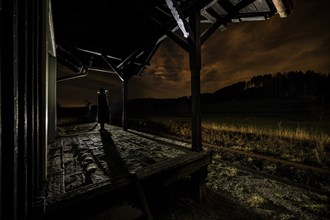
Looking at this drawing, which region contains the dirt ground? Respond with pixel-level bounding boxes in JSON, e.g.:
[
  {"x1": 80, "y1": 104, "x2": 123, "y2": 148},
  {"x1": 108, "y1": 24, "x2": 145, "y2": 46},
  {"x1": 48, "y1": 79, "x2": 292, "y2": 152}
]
[
  {"x1": 147, "y1": 164, "x2": 329, "y2": 220},
  {"x1": 74, "y1": 162, "x2": 328, "y2": 220},
  {"x1": 148, "y1": 179, "x2": 262, "y2": 220}
]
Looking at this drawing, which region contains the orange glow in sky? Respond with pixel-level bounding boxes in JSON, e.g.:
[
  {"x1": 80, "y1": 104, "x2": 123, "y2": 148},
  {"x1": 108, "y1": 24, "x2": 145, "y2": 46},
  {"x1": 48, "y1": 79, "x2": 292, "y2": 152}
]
[{"x1": 57, "y1": 0, "x2": 330, "y2": 107}]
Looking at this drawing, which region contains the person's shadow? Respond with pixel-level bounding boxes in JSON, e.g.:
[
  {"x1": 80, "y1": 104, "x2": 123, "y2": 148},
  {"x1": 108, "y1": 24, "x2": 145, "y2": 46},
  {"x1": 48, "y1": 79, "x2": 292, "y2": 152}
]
[{"x1": 100, "y1": 131, "x2": 130, "y2": 178}]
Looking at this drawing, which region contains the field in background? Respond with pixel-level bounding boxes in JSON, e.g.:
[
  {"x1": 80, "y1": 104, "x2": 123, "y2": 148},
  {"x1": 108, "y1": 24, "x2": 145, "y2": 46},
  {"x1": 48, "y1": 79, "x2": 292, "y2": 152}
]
[
  {"x1": 56, "y1": 97, "x2": 330, "y2": 198},
  {"x1": 57, "y1": 96, "x2": 330, "y2": 168},
  {"x1": 128, "y1": 112, "x2": 330, "y2": 195},
  {"x1": 129, "y1": 114, "x2": 330, "y2": 167}
]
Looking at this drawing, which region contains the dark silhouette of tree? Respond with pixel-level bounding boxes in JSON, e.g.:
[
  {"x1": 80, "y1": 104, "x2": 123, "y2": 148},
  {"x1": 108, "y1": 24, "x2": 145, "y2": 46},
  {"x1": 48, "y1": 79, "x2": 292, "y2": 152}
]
[{"x1": 244, "y1": 70, "x2": 329, "y2": 98}]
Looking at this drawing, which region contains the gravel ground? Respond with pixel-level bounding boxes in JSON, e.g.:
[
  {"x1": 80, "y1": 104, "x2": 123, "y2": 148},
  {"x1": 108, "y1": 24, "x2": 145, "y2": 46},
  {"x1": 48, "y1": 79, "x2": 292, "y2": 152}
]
[{"x1": 206, "y1": 160, "x2": 329, "y2": 220}]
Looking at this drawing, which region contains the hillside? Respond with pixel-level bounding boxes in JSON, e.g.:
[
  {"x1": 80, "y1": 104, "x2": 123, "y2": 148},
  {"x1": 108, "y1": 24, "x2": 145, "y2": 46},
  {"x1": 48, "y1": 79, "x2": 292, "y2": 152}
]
[
  {"x1": 127, "y1": 71, "x2": 329, "y2": 117},
  {"x1": 57, "y1": 71, "x2": 330, "y2": 129}
]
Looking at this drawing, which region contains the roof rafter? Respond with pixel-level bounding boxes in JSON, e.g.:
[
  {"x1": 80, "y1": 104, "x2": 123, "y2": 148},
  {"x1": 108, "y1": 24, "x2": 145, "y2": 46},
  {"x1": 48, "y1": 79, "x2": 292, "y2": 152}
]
[
  {"x1": 53, "y1": 0, "x2": 293, "y2": 81},
  {"x1": 201, "y1": 0, "x2": 258, "y2": 44}
]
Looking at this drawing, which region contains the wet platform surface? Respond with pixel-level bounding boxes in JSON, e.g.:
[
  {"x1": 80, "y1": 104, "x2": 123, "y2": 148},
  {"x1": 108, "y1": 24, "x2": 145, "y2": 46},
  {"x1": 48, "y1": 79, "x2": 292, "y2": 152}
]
[
  {"x1": 45, "y1": 122, "x2": 260, "y2": 220},
  {"x1": 47, "y1": 123, "x2": 190, "y2": 199}
]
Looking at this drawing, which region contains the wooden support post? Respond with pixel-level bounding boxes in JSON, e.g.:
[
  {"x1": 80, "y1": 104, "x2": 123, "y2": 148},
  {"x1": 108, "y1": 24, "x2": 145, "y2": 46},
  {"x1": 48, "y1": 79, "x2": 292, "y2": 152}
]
[
  {"x1": 189, "y1": 9, "x2": 207, "y2": 202},
  {"x1": 164, "y1": 2, "x2": 208, "y2": 202},
  {"x1": 189, "y1": 10, "x2": 202, "y2": 152},
  {"x1": 122, "y1": 79, "x2": 128, "y2": 131},
  {"x1": 48, "y1": 56, "x2": 57, "y2": 143},
  {"x1": 191, "y1": 166, "x2": 207, "y2": 202},
  {"x1": 48, "y1": 1, "x2": 57, "y2": 143},
  {"x1": 131, "y1": 172, "x2": 153, "y2": 220}
]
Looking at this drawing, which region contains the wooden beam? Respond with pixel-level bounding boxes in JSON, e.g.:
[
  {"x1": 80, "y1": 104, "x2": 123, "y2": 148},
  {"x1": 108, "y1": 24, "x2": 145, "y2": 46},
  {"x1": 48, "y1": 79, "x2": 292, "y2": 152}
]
[
  {"x1": 101, "y1": 54, "x2": 124, "y2": 81},
  {"x1": 191, "y1": 166, "x2": 207, "y2": 202},
  {"x1": 217, "y1": 0, "x2": 235, "y2": 14},
  {"x1": 202, "y1": 0, "x2": 257, "y2": 44},
  {"x1": 165, "y1": 29, "x2": 190, "y2": 53},
  {"x1": 107, "y1": 0, "x2": 213, "y2": 75},
  {"x1": 165, "y1": 0, "x2": 194, "y2": 42},
  {"x1": 237, "y1": 0, "x2": 258, "y2": 12},
  {"x1": 189, "y1": 10, "x2": 202, "y2": 152},
  {"x1": 201, "y1": 14, "x2": 226, "y2": 44},
  {"x1": 116, "y1": 49, "x2": 141, "y2": 69},
  {"x1": 122, "y1": 80, "x2": 128, "y2": 131},
  {"x1": 131, "y1": 172, "x2": 153, "y2": 220},
  {"x1": 137, "y1": 151, "x2": 211, "y2": 202},
  {"x1": 136, "y1": 151, "x2": 211, "y2": 179}
]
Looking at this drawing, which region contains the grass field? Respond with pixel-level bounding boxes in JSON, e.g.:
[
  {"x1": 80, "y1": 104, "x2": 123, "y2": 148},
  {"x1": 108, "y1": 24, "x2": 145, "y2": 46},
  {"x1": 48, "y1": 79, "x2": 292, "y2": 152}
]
[
  {"x1": 128, "y1": 113, "x2": 330, "y2": 168},
  {"x1": 57, "y1": 97, "x2": 330, "y2": 168}
]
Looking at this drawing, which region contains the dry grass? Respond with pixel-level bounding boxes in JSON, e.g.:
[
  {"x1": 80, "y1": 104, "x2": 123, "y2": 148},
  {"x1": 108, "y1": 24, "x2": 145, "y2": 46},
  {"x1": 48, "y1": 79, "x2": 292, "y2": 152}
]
[
  {"x1": 202, "y1": 121, "x2": 330, "y2": 166},
  {"x1": 134, "y1": 117, "x2": 330, "y2": 167}
]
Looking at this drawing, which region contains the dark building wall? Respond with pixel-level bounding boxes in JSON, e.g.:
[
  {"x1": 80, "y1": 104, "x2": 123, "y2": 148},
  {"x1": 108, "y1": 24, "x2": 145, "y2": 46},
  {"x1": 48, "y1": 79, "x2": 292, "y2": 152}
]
[{"x1": 1, "y1": 0, "x2": 48, "y2": 219}]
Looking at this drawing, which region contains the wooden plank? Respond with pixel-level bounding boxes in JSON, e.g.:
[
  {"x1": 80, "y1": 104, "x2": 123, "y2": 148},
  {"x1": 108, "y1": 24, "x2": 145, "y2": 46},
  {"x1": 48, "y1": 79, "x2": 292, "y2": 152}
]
[
  {"x1": 45, "y1": 151, "x2": 212, "y2": 216},
  {"x1": 252, "y1": 0, "x2": 271, "y2": 12},
  {"x1": 240, "y1": 1, "x2": 259, "y2": 13},
  {"x1": 136, "y1": 151, "x2": 212, "y2": 179},
  {"x1": 162, "y1": 153, "x2": 211, "y2": 186}
]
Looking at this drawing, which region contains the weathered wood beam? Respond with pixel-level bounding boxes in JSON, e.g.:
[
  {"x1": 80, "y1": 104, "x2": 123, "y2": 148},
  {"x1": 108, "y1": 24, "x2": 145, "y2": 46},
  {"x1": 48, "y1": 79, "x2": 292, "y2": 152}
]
[
  {"x1": 202, "y1": 0, "x2": 257, "y2": 44},
  {"x1": 189, "y1": 10, "x2": 202, "y2": 152},
  {"x1": 165, "y1": 0, "x2": 195, "y2": 42},
  {"x1": 101, "y1": 54, "x2": 124, "y2": 81},
  {"x1": 272, "y1": 0, "x2": 293, "y2": 17},
  {"x1": 136, "y1": 151, "x2": 212, "y2": 179},
  {"x1": 116, "y1": 49, "x2": 141, "y2": 69},
  {"x1": 131, "y1": 172, "x2": 153, "y2": 220},
  {"x1": 236, "y1": 0, "x2": 258, "y2": 12},
  {"x1": 201, "y1": 14, "x2": 226, "y2": 44},
  {"x1": 101, "y1": 54, "x2": 132, "y2": 132},
  {"x1": 104, "y1": 43, "x2": 158, "y2": 132},
  {"x1": 122, "y1": 79, "x2": 128, "y2": 131},
  {"x1": 56, "y1": 73, "x2": 88, "y2": 82},
  {"x1": 165, "y1": 29, "x2": 190, "y2": 53},
  {"x1": 140, "y1": 0, "x2": 212, "y2": 53}
]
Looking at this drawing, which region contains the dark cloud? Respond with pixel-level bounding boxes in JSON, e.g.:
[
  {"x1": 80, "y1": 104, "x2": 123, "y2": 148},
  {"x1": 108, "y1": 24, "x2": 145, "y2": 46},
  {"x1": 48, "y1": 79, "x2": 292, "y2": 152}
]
[{"x1": 57, "y1": 0, "x2": 330, "y2": 106}]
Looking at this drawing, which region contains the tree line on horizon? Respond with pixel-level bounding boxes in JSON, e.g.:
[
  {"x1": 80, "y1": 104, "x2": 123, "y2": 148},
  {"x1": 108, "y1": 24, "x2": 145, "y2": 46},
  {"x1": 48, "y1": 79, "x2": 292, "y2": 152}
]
[
  {"x1": 123, "y1": 70, "x2": 330, "y2": 117},
  {"x1": 209, "y1": 70, "x2": 330, "y2": 101},
  {"x1": 57, "y1": 70, "x2": 330, "y2": 120}
]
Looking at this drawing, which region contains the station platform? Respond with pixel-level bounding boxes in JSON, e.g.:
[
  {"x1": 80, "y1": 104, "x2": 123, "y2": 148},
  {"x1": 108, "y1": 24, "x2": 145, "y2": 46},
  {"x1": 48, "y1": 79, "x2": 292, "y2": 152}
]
[{"x1": 46, "y1": 123, "x2": 212, "y2": 219}]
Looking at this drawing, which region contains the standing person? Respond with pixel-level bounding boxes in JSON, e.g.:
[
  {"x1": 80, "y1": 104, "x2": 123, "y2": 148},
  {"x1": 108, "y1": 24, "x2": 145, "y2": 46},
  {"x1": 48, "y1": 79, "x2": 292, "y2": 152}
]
[
  {"x1": 97, "y1": 88, "x2": 111, "y2": 131},
  {"x1": 86, "y1": 102, "x2": 92, "y2": 122}
]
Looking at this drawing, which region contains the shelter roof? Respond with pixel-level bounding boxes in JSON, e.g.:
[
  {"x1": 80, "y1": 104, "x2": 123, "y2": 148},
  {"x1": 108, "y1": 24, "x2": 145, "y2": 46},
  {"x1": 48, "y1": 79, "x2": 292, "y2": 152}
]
[{"x1": 52, "y1": 0, "x2": 293, "y2": 79}]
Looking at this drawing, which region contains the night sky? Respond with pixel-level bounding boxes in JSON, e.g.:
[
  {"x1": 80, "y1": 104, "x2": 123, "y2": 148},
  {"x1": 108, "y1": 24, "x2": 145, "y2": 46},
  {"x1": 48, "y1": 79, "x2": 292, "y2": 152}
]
[{"x1": 57, "y1": 0, "x2": 330, "y2": 107}]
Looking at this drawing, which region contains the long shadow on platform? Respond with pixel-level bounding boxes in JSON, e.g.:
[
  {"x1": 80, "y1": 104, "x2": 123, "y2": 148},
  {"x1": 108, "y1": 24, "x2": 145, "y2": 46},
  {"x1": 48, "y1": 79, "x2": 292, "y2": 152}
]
[{"x1": 100, "y1": 131, "x2": 130, "y2": 178}]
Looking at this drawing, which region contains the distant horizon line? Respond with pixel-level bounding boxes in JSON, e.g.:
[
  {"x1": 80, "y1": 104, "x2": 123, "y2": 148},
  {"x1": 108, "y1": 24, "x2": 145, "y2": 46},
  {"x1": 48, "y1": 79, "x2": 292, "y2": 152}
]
[{"x1": 57, "y1": 70, "x2": 329, "y2": 108}]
